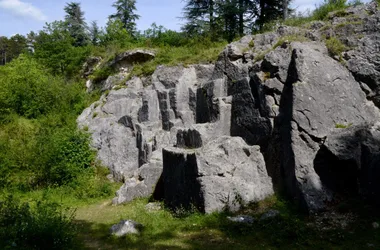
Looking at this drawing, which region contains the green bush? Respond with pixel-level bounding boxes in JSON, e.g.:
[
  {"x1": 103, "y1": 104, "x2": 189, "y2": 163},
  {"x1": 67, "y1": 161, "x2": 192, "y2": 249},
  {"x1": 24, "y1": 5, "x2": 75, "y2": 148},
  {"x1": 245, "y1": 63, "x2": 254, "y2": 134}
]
[
  {"x1": 34, "y1": 21, "x2": 90, "y2": 77},
  {"x1": 0, "y1": 56, "x2": 87, "y2": 119},
  {"x1": 312, "y1": 0, "x2": 347, "y2": 20},
  {"x1": 0, "y1": 196, "x2": 76, "y2": 250},
  {"x1": 35, "y1": 129, "x2": 96, "y2": 186},
  {"x1": 0, "y1": 55, "x2": 103, "y2": 193}
]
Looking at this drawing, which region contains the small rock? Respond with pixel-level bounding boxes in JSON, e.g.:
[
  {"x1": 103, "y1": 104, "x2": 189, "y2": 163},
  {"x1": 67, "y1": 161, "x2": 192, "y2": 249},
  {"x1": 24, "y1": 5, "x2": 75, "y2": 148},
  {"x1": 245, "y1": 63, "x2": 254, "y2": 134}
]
[
  {"x1": 367, "y1": 243, "x2": 375, "y2": 248},
  {"x1": 260, "y1": 209, "x2": 280, "y2": 220},
  {"x1": 372, "y1": 222, "x2": 379, "y2": 229},
  {"x1": 110, "y1": 220, "x2": 143, "y2": 237},
  {"x1": 145, "y1": 202, "x2": 162, "y2": 212},
  {"x1": 227, "y1": 215, "x2": 255, "y2": 224}
]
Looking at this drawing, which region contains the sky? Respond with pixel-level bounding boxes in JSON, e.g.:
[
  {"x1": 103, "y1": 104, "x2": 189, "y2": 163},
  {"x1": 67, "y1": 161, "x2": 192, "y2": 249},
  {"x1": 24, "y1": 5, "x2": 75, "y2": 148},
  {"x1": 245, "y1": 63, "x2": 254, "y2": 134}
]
[{"x1": 0, "y1": 0, "x2": 373, "y2": 37}]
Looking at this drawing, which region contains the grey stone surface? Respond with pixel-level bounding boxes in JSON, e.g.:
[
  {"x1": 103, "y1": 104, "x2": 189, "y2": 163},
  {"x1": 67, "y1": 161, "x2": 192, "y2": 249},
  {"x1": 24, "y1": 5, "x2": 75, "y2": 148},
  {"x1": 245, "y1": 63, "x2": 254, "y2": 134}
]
[
  {"x1": 315, "y1": 123, "x2": 380, "y2": 206},
  {"x1": 227, "y1": 215, "x2": 255, "y2": 224},
  {"x1": 79, "y1": 1, "x2": 380, "y2": 214},
  {"x1": 270, "y1": 42, "x2": 380, "y2": 212},
  {"x1": 82, "y1": 56, "x2": 101, "y2": 78},
  {"x1": 110, "y1": 49, "x2": 155, "y2": 72},
  {"x1": 110, "y1": 220, "x2": 143, "y2": 236},
  {"x1": 162, "y1": 137, "x2": 274, "y2": 213},
  {"x1": 260, "y1": 209, "x2": 280, "y2": 220}
]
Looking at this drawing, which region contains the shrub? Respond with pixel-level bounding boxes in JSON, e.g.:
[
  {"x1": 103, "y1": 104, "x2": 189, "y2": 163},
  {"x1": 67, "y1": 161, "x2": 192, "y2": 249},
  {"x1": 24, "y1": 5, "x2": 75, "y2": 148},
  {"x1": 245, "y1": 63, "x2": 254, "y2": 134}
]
[
  {"x1": 35, "y1": 128, "x2": 96, "y2": 186},
  {"x1": 312, "y1": 0, "x2": 348, "y2": 20},
  {"x1": 0, "y1": 196, "x2": 76, "y2": 250}
]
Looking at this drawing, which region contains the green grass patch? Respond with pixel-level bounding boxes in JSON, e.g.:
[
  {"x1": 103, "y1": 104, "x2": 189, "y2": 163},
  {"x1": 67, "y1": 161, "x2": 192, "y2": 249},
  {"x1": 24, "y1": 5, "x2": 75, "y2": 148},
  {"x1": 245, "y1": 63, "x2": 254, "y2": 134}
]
[
  {"x1": 335, "y1": 20, "x2": 363, "y2": 30},
  {"x1": 129, "y1": 42, "x2": 227, "y2": 77},
  {"x1": 273, "y1": 35, "x2": 311, "y2": 49},
  {"x1": 335, "y1": 123, "x2": 353, "y2": 128},
  {"x1": 71, "y1": 195, "x2": 380, "y2": 250},
  {"x1": 312, "y1": 0, "x2": 348, "y2": 21},
  {"x1": 88, "y1": 41, "x2": 227, "y2": 84},
  {"x1": 325, "y1": 37, "x2": 349, "y2": 58}
]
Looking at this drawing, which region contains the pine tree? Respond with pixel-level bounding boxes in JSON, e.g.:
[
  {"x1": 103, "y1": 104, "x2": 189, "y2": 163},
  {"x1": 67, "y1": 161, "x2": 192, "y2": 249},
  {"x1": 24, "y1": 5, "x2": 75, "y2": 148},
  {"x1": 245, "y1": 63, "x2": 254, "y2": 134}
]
[
  {"x1": 255, "y1": 0, "x2": 289, "y2": 29},
  {"x1": 89, "y1": 21, "x2": 101, "y2": 45},
  {"x1": 109, "y1": 0, "x2": 140, "y2": 35},
  {"x1": 182, "y1": 0, "x2": 218, "y2": 38},
  {"x1": 64, "y1": 2, "x2": 89, "y2": 46},
  {"x1": 182, "y1": 0, "x2": 291, "y2": 39}
]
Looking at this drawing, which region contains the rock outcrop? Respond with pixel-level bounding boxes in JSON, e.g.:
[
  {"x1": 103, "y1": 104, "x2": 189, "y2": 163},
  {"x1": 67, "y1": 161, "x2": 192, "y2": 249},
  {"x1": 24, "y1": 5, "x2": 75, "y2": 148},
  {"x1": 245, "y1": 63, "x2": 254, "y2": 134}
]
[
  {"x1": 78, "y1": 1, "x2": 380, "y2": 213},
  {"x1": 162, "y1": 137, "x2": 273, "y2": 213}
]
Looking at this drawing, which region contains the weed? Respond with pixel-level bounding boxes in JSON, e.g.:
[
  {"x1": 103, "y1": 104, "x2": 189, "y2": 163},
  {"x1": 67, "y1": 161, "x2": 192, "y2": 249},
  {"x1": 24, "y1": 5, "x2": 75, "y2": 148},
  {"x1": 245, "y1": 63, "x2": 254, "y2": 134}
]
[
  {"x1": 249, "y1": 39, "x2": 255, "y2": 48},
  {"x1": 326, "y1": 37, "x2": 348, "y2": 58},
  {"x1": 335, "y1": 21, "x2": 363, "y2": 30},
  {"x1": 335, "y1": 123, "x2": 353, "y2": 128},
  {"x1": 312, "y1": 0, "x2": 347, "y2": 21},
  {"x1": 263, "y1": 72, "x2": 271, "y2": 80},
  {"x1": 273, "y1": 35, "x2": 310, "y2": 49},
  {"x1": 92, "y1": 112, "x2": 98, "y2": 118},
  {"x1": 254, "y1": 49, "x2": 272, "y2": 62}
]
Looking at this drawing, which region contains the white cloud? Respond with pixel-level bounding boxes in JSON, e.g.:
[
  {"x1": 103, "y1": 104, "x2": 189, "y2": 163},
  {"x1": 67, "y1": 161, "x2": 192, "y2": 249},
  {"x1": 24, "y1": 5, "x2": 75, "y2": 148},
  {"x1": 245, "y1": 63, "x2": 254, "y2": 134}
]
[{"x1": 0, "y1": 0, "x2": 47, "y2": 21}]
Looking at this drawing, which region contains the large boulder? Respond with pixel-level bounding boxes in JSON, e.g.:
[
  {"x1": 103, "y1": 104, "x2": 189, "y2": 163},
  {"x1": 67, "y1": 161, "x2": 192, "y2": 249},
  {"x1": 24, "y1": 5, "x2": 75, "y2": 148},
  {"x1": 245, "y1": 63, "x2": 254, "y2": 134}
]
[
  {"x1": 268, "y1": 42, "x2": 379, "y2": 212},
  {"x1": 78, "y1": 1, "x2": 380, "y2": 214},
  {"x1": 82, "y1": 56, "x2": 102, "y2": 78},
  {"x1": 109, "y1": 49, "x2": 155, "y2": 72},
  {"x1": 78, "y1": 64, "x2": 216, "y2": 202},
  {"x1": 315, "y1": 123, "x2": 380, "y2": 206},
  {"x1": 162, "y1": 137, "x2": 274, "y2": 213}
]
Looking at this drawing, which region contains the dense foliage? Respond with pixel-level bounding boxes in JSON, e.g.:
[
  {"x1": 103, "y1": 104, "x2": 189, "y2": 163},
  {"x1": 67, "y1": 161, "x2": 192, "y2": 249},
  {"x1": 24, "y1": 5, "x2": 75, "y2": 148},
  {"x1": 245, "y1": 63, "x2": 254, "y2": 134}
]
[
  {"x1": 0, "y1": 55, "x2": 110, "y2": 192},
  {"x1": 0, "y1": 196, "x2": 77, "y2": 250},
  {"x1": 182, "y1": 0, "x2": 291, "y2": 41}
]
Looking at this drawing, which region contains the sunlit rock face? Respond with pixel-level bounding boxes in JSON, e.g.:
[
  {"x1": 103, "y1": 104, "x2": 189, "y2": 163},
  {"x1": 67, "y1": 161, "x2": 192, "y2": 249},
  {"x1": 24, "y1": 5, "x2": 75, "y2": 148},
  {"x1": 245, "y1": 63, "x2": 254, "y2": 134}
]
[{"x1": 78, "y1": 1, "x2": 380, "y2": 213}]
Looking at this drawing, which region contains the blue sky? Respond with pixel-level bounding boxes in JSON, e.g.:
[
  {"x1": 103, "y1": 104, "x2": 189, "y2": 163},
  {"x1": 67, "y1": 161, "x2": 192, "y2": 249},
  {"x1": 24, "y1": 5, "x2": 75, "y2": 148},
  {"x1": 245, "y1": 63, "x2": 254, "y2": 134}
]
[{"x1": 0, "y1": 0, "x2": 372, "y2": 37}]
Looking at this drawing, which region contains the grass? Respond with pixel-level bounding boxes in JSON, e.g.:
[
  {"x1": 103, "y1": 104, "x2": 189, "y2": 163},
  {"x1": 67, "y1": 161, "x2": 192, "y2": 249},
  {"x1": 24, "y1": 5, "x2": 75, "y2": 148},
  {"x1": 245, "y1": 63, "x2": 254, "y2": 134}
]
[
  {"x1": 88, "y1": 41, "x2": 227, "y2": 84},
  {"x1": 325, "y1": 37, "x2": 349, "y2": 58},
  {"x1": 262, "y1": 0, "x2": 361, "y2": 31},
  {"x1": 334, "y1": 20, "x2": 363, "y2": 29},
  {"x1": 129, "y1": 43, "x2": 227, "y2": 77},
  {"x1": 273, "y1": 35, "x2": 311, "y2": 49},
  {"x1": 71, "y1": 195, "x2": 380, "y2": 250},
  {"x1": 335, "y1": 123, "x2": 353, "y2": 128}
]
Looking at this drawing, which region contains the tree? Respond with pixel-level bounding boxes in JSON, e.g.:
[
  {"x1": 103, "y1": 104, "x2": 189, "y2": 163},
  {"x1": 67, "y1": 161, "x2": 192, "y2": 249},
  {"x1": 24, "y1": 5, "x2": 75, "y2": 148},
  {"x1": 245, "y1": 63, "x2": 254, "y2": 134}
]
[
  {"x1": 64, "y1": 2, "x2": 89, "y2": 46},
  {"x1": 182, "y1": 0, "x2": 218, "y2": 38},
  {"x1": 89, "y1": 21, "x2": 101, "y2": 45},
  {"x1": 0, "y1": 37, "x2": 8, "y2": 65},
  {"x1": 100, "y1": 19, "x2": 132, "y2": 47},
  {"x1": 219, "y1": 0, "x2": 239, "y2": 41},
  {"x1": 109, "y1": 0, "x2": 140, "y2": 35},
  {"x1": 182, "y1": 0, "x2": 291, "y2": 39},
  {"x1": 0, "y1": 35, "x2": 27, "y2": 65},
  {"x1": 255, "y1": 0, "x2": 289, "y2": 29},
  {"x1": 34, "y1": 21, "x2": 89, "y2": 76}
]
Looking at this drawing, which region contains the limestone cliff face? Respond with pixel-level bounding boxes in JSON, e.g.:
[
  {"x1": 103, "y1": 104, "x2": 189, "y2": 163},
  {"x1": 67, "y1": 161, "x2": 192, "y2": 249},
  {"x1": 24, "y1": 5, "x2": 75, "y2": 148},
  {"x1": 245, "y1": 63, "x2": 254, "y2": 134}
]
[{"x1": 78, "y1": 1, "x2": 380, "y2": 213}]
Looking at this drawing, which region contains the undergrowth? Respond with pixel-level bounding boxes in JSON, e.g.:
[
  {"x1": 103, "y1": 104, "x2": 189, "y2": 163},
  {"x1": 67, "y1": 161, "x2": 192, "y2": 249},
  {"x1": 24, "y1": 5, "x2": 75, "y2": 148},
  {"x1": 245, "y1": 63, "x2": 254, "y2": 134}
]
[
  {"x1": 0, "y1": 196, "x2": 77, "y2": 250},
  {"x1": 262, "y1": 0, "x2": 363, "y2": 32},
  {"x1": 73, "y1": 195, "x2": 380, "y2": 250}
]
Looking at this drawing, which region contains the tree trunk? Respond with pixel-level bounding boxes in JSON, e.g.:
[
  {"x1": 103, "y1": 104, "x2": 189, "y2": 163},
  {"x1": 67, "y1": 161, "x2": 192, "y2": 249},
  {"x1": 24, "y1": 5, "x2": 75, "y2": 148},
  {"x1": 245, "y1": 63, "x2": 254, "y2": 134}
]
[
  {"x1": 259, "y1": 0, "x2": 265, "y2": 29},
  {"x1": 238, "y1": 0, "x2": 244, "y2": 36},
  {"x1": 283, "y1": 0, "x2": 288, "y2": 20},
  {"x1": 209, "y1": 0, "x2": 215, "y2": 36}
]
